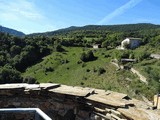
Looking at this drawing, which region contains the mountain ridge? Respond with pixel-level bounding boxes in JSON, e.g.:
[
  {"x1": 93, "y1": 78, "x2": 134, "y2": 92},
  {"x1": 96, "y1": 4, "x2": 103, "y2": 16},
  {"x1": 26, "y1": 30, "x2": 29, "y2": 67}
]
[
  {"x1": 28, "y1": 23, "x2": 160, "y2": 36},
  {"x1": 1, "y1": 23, "x2": 160, "y2": 37},
  {"x1": 0, "y1": 25, "x2": 25, "y2": 37}
]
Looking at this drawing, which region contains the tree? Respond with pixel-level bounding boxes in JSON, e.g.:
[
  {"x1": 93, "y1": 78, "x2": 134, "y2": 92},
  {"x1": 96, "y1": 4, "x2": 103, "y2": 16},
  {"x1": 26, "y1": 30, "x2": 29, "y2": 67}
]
[
  {"x1": 0, "y1": 66, "x2": 22, "y2": 84},
  {"x1": 86, "y1": 50, "x2": 95, "y2": 61},
  {"x1": 80, "y1": 52, "x2": 87, "y2": 62},
  {"x1": 102, "y1": 40, "x2": 109, "y2": 48},
  {"x1": 80, "y1": 50, "x2": 96, "y2": 62},
  {"x1": 10, "y1": 45, "x2": 21, "y2": 57},
  {"x1": 55, "y1": 45, "x2": 65, "y2": 52}
]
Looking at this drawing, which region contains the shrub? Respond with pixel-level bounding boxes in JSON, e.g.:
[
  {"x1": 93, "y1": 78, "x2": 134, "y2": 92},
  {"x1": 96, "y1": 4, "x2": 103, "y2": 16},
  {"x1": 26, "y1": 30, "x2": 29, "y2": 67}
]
[
  {"x1": 61, "y1": 59, "x2": 69, "y2": 64},
  {"x1": 82, "y1": 76, "x2": 87, "y2": 80},
  {"x1": 45, "y1": 67, "x2": 54, "y2": 72},
  {"x1": 55, "y1": 45, "x2": 65, "y2": 52},
  {"x1": 104, "y1": 54, "x2": 110, "y2": 58},
  {"x1": 93, "y1": 67, "x2": 97, "y2": 72},
  {"x1": 80, "y1": 82, "x2": 84, "y2": 85},
  {"x1": 67, "y1": 67, "x2": 70, "y2": 70},
  {"x1": 87, "y1": 50, "x2": 95, "y2": 61},
  {"x1": 80, "y1": 50, "x2": 96, "y2": 62},
  {"x1": 82, "y1": 63, "x2": 86, "y2": 67},
  {"x1": 134, "y1": 51, "x2": 150, "y2": 62},
  {"x1": 0, "y1": 66, "x2": 22, "y2": 84},
  {"x1": 23, "y1": 76, "x2": 38, "y2": 84},
  {"x1": 86, "y1": 69, "x2": 90, "y2": 72},
  {"x1": 98, "y1": 67, "x2": 106, "y2": 75},
  {"x1": 80, "y1": 52, "x2": 87, "y2": 62},
  {"x1": 77, "y1": 60, "x2": 82, "y2": 64}
]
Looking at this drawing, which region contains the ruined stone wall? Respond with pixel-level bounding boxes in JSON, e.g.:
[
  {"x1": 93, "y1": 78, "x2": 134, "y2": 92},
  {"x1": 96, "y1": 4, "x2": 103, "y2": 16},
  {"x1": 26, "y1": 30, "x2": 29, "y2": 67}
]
[{"x1": 0, "y1": 83, "x2": 160, "y2": 120}]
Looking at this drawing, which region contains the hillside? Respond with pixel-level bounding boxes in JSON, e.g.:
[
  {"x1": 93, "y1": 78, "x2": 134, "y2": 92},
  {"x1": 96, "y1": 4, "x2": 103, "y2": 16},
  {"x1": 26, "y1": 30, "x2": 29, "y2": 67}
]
[
  {"x1": 29, "y1": 23, "x2": 160, "y2": 36},
  {"x1": 23, "y1": 47, "x2": 140, "y2": 98},
  {"x1": 0, "y1": 25, "x2": 25, "y2": 37},
  {"x1": 22, "y1": 46, "x2": 160, "y2": 100},
  {"x1": 0, "y1": 23, "x2": 160, "y2": 100}
]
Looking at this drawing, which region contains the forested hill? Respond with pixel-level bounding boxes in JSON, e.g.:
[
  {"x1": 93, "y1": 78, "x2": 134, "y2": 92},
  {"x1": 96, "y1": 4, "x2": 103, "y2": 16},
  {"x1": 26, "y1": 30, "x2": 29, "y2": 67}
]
[
  {"x1": 0, "y1": 26, "x2": 25, "y2": 37},
  {"x1": 29, "y1": 23, "x2": 160, "y2": 36},
  {"x1": 0, "y1": 23, "x2": 160, "y2": 99}
]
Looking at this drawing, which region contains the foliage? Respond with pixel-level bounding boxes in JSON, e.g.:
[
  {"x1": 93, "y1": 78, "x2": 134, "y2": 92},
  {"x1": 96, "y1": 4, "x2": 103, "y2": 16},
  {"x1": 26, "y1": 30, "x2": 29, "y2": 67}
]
[
  {"x1": 134, "y1": 51, "x2": 150, "y2": 62},
  {"x1": 23, "y1": 76, "x2": 38, "y2": 84},
  {"x1": 80, "y1": 50, "x2": 96, "y2": 62},
  {"x1": 45, "y1": 67, "x2": 54, "y2": 72},
  {"x1": 1, "y1": 23, "x2": 160, "y2": 100},
  {"x1": 98, "y1": 67, "x2": 106, "y2": 75},
  {"x1": 0, "y1": 66, "x2": 22, "y2": 84},
  {"x1": 55, "y1": 44, "x2": 65, "y2": 52}
]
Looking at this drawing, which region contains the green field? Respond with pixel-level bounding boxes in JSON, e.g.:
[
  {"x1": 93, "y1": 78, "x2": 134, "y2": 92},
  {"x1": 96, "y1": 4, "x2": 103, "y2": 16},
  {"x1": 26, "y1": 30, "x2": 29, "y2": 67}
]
[
  {"x1": 1, "y1": 23, "x2": 160, "y2": 100},
  {"x1": 23, "y1": 47, "x2": 150, "y2": 99}
]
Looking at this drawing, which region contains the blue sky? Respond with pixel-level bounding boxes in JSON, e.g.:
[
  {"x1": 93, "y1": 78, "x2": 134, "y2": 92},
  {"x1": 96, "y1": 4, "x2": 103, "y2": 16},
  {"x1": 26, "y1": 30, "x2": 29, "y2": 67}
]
[{"x1": 0, "y1": 0, "x2": 160, "y2": 34}]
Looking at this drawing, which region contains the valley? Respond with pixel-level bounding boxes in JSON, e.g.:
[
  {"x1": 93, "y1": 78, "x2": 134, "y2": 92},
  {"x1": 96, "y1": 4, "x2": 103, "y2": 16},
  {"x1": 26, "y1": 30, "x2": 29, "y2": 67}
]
[{"x1": 0, "y1": 23, "x2": 160, "y2": 100}]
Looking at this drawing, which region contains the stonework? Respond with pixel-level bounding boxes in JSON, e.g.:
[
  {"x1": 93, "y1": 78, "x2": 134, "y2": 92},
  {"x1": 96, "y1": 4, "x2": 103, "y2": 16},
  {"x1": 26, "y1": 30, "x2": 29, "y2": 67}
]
[{"x1": 0, "y1": 83, "x2": 160, "y2": 120}]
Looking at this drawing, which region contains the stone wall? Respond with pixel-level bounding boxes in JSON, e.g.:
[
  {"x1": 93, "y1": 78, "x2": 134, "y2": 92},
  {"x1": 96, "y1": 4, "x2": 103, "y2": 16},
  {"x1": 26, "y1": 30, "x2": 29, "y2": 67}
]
[{"x1": 0, "y1": 83, "x2": 160, "y2": 120}]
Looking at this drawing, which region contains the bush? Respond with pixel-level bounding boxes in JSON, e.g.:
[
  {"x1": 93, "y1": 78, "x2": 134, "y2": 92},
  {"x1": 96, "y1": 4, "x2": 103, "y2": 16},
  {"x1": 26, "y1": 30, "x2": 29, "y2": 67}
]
[
  {"x1": 98, "y1": 67, "x2": 106, "y2": 75},
  {"x1": 67, "y1": 67, "x2": 70, "y2": 70},
  {"x1": 0, "y1": 66, "x2": 22, "y2": 84},
  {"x1": 86, "y1": 69, "x2": 90, "y2": 72},
  {"x1": 82, "y1": 76, "x2": 87, "y2": 80},
  {"x1": 82, "y1": 63, "x2": 86, "y2": 68},
  {"x1": 45, "y1": 67, "x2": 54, "y2": 72},
  {"x1": 80, "y1": 82, "x2": 84, "y2": 85},
  {"x1": 80, "y1": 50, "x2": 96, "y2": 62},
  {"x1": 80, "y1": 52, "x2": 87, "y2": 62},
  {"x1": 93, "y1": 67, "x2": 97, "y2": 72},
  {"x1": 23, "y1": 76, "x2": 38, "y2": 84},
  {"x1": 77, "y1": 60, "x2": 82, "y2": 64},
  {"x1": 134, "y1": 51, "x2": 150, "y2": 62},
  {"x1": 55, "y1": 45, "x2": 65, "y2": 52},
  {"x1": 61, "y1": 59, "x2": 69, "y2": 64}
]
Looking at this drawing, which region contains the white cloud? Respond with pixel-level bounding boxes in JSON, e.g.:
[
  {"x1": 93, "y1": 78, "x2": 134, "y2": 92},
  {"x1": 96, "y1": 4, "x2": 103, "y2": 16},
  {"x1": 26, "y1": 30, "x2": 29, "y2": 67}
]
[
  {"x1": 97, "y1": 0, "x2": 143, "y2": 24},
  {"x1": 0, "y1": 0, "x2": 44, "y2": 21},
  {"x1": 0, "y1": 0, "x2": 53, "y2": 34}
]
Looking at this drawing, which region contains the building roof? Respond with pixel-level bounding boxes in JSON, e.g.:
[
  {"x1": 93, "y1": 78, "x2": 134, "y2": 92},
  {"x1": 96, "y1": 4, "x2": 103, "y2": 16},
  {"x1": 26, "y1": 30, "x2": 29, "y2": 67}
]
[
  {"x1": 121, "y1": 59, "x2": 136, "y2": 62},
  {"x1": 126, "y1": 37, "x2": 141, "y2": 40}
]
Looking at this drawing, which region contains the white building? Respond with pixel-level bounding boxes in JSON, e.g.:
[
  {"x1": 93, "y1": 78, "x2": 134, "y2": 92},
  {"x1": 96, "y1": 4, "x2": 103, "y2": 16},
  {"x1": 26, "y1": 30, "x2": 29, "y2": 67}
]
[
  {"x1": 121, "y1": 38, "x2": 141, "y2": 49},
  {"x1": 93, "y1": 44, "x2": 101, "y2": 49},
  {"x1": 150, "y1": 54, "x2": 160, "y2": 59}
]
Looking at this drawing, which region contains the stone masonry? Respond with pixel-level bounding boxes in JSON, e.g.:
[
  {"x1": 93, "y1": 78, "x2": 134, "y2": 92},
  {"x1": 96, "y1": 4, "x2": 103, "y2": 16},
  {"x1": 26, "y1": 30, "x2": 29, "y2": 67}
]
[{"x1": 0, "y1": 83, "x2": 160, "y2": 120}]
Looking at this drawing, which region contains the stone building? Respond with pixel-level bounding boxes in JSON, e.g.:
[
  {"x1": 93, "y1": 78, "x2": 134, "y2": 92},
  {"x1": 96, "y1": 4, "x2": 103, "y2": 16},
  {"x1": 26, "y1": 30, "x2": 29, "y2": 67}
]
[
  {"x1": 150, "y1": 54, "x2": 160, "y2": 59},
  {"x1": 93, "y1": 44, "x2": 101, "y2": 49},
  {"x1": 0, "y1": 83, "x2": 160, "y2": 120},
  {"x1": 121, "y1": 38, "x2": 141, "y2": 49}
]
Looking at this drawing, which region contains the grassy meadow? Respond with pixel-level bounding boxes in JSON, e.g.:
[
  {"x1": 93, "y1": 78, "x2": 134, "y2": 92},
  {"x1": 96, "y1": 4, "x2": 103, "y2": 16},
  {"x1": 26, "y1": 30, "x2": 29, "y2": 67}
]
[{"x1": 23, "y1": 47, "x2": 149, "y2": 99}]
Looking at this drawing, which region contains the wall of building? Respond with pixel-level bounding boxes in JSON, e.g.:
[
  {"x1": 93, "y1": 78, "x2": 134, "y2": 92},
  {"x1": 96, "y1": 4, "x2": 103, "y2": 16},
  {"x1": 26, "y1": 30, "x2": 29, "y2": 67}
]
[
  {"x1": 0, "y1": 83, "x2": 159, "y2": 120},
  {"x1": 121, "y1": 38, "x2": 141, "y2": 49}
]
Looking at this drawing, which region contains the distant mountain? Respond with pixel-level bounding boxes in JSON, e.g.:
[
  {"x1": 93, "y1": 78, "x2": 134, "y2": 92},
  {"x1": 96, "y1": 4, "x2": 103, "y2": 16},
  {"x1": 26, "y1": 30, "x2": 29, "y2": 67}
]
[
  {"x1": 0, "y1": 26, "x2": 25, "y2": 37},
  {"x1": 29, "y1": 23, "x2": 160, "y2": 36}
]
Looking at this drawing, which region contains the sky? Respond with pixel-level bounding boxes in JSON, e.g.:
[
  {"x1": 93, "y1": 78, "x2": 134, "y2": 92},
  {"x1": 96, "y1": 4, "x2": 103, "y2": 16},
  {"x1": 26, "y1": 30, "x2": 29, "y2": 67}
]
[{"x1": 0, "y1": 0, "x2": 160, "y2": 34}]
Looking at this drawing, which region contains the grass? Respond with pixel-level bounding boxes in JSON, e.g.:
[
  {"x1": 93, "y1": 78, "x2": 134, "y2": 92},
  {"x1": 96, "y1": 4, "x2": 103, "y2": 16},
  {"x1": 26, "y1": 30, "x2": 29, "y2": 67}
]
[{"x1": 22, "y1": 46, "x2": 159, "y2": 99}]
